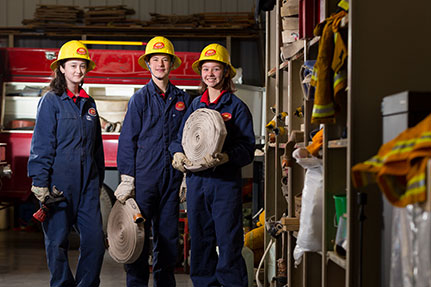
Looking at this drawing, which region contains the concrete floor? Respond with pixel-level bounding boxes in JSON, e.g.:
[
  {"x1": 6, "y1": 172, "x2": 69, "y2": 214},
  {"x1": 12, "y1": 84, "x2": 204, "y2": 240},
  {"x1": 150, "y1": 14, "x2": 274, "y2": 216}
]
[{"x1": 0, "y1": 229, "x2": 193, "y2": 287}]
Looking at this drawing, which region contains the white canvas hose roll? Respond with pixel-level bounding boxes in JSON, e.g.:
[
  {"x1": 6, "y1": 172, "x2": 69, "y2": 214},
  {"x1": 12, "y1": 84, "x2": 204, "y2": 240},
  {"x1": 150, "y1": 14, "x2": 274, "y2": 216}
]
[
  {"x1": 107, "y1": 198, "x2": 145, "y2": 264},
  {"x1": 182, "y1": 108, "x2": 227, "y2": 172}
]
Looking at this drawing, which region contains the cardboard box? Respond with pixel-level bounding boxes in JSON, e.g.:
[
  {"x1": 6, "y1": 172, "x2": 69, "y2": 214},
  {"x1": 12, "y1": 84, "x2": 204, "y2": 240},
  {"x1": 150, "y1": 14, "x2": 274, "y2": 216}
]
[
  {"x1": 280, "y1": 40, "x2": 304, "y2": 60},
  {"x1": 281, "y1": 0, "x2": 299, "y2": 17},
  {"x1": 282, "y1": 16, "x2": 299, "y2": 30},
  {"x1": 282, "y1": 29, "x2": 299, "y2": 44}
]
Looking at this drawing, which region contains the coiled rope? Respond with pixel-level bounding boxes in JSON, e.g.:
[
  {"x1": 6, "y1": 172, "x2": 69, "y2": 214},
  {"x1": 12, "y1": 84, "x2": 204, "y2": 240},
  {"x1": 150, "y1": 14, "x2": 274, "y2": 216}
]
[
  {"x1": 107, "y1": 198, "x2": 145, "y2": 264},
  {"x1": 182, "y1": 108, "x2": 227, "y2": 171}
]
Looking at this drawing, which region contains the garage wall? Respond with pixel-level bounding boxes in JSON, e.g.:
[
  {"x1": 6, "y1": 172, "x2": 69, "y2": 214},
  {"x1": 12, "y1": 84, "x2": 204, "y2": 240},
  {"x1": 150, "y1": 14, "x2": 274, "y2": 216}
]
[
  {"x1": 0, "y1": 0, "x2": 263, "y2": 85},
  {"x1": 0, "y1": 0, "x2": 255, "y2": 26}
]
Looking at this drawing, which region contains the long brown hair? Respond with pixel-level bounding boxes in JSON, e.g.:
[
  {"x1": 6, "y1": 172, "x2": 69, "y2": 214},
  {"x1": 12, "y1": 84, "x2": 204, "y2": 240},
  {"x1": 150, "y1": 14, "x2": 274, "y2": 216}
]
[
  {"x1": 49, "y1": 60, "x2": 86, "y2": 95},
  {"x1": 198, "y1": 61, "x2": 236, "y2": 94}
]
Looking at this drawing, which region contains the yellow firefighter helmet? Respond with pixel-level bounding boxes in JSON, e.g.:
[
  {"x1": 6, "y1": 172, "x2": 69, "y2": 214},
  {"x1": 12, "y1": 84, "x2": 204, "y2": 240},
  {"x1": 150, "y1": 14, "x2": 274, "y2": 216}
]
[
  {"x1": 138, "y1": 36, "x2": 182, "y2": 70},
  {"x1": 50, "y1": 40, "x2": 95, "y2": 72},
  {"x1": 192, "y1": 43, "x2": 236, "y2": 78}
]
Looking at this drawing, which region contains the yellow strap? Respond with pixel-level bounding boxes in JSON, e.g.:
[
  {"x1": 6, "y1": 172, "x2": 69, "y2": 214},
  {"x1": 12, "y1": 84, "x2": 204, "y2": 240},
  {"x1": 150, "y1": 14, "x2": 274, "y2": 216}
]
[
  {"x1": 333, "y1": 71, "x2": 346, "y2": 89},
  {"x1": 382, "y1": 132, "x2": 431, "y2": 160},
  {"x1": 406, "y1": 173, "x2": 426, "y2": 195},
  {"x1": 80, "y1": 40, "x2": 146, "y2": 46},
  {"x1": 312, "y1": 103, "x2": 335, "y2": 118}
]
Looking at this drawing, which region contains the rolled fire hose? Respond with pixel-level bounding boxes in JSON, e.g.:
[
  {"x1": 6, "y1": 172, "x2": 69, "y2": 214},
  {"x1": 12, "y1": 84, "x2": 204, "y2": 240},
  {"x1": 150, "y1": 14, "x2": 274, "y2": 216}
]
[
  {"x1": 107, "y1": 198, "x2": 145, "y2": 264},
  {"x1": 182, "y1": 108, "x2": 227, "y2": 172}
]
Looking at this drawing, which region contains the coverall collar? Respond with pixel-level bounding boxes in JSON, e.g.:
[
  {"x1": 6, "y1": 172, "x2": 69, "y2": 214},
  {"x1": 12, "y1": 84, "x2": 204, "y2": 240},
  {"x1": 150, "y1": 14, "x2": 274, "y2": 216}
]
[
  {"x1": 66, "y1": 88, "x2": 89, "y2": 102},
  {"x1": 148, "y1": 79, "x2": 173, "y2": 98},
  {"x1": 200, "y1": 89, "x2": 227, "y2": 106}
]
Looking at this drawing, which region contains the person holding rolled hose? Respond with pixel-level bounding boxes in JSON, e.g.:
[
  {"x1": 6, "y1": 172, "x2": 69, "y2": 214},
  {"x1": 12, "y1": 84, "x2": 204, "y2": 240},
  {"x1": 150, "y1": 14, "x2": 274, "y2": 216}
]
[
  {"x1": 28, "y1": 40, "x2": 105, "y2": 287},
  {"x1": 115, "y1": 36, "x2": 191, "y2": 287},
  {"x1": 169, "y1": 43, "x2": 255, "y2": 287}
]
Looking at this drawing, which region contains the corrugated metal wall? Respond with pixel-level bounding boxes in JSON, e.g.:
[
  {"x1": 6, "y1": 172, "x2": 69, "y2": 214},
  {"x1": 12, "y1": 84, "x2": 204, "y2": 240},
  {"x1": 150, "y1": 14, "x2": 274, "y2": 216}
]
[
  {"x1": 0, "y1": 0, "x2": 263, "y2": 85},
  {"x1": 0, "y1": 0, "x2": 255, "y2": 26}
]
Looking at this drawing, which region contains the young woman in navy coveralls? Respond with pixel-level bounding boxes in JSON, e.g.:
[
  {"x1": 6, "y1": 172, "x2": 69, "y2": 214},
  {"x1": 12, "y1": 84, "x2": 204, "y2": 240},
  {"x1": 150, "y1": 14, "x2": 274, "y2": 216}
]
[
  {"x1": 170, "y1": 43, "x2": 255, "y2": 287},
  {"x1": 114, "y1": 36, "x2": 191, "y2": 287},
  {"x1": 28, "y1": 40, "x2": 105, "y2": 287}
]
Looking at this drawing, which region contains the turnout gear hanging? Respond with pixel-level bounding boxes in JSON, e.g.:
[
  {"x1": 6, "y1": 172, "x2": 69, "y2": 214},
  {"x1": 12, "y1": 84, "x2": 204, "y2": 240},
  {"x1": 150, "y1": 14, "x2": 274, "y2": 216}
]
[
  {"x1": 310, "y1": 10, "x2": 348, "y2": 124},
  {"x1": 352, "y1": 113, "x2": 431, "y2": 207}
]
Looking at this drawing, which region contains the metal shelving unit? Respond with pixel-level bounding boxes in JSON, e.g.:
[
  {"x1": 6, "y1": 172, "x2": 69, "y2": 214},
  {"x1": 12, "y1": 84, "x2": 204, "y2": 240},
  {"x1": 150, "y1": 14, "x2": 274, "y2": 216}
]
[{"x1": 264, "y1": 0, "x2": 431, "y2": 286}]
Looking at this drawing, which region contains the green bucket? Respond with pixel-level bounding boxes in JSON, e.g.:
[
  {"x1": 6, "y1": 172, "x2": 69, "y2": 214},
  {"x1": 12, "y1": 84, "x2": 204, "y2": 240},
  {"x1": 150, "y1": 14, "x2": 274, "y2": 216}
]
[{"x1": 333, "y1": 194, "x2": 347, "y2": 225}]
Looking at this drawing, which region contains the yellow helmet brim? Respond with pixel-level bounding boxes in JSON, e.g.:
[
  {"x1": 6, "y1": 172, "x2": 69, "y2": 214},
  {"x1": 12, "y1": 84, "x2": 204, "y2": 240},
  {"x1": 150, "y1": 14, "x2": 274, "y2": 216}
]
[
  {"x1": 138, "y1": 53, "x2": 182, "y2": 71},
  {"x1": 192, "y1": 59, "x2": 236, "y2": 78},
  {"x1": 50, "y1": 58, "x2": 96, "y2": 72}
]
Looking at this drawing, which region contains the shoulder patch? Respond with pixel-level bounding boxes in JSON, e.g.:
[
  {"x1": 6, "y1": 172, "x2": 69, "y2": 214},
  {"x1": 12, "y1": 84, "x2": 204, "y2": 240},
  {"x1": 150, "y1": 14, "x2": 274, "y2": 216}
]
[
  {"x1": 88, "y1": 107, "x2": 97, "y2": 117},
  {"x1": 175, "y1": 101, "x2": 185, "y2": 111},
  {"x1": 221, "y1": 112, "x2": 232, "y2": 121}
]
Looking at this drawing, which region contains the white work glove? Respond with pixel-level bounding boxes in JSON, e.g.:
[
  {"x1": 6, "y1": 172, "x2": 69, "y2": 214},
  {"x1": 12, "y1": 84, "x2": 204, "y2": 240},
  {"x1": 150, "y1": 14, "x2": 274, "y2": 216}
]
[
  {"x1": 172, "y1": 152, "x2": 192, "y2": 173},
  {"x1": 114, "y1": 174, "x2": 135, "y2": 204},
  {"x1": 31, "y1": 185, "x2": 49, "y2": 203},
  {"x1": 201, "y1": 152, "x2": 229, "y2": 169}
]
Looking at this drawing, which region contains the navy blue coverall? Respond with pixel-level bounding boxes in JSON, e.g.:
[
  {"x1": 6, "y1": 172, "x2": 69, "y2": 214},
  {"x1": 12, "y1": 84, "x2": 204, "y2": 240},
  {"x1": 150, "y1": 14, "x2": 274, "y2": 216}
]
[
  {"x1": 169, "y1": 90, "x2": 255, "y2": 287},
  {"x1": 117, "y1": 80, "x2": 191, "y2": 287},
  {"x1": 28, "y1": 90, "x2": 105, "y2": 287}
]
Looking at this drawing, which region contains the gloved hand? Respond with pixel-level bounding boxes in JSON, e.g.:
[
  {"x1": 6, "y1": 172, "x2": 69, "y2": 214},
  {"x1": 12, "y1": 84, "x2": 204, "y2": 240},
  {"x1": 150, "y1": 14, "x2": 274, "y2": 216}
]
[
  {"x1": 202, "y1": 152, "x2": 229, "y2": 169},
  {"x1": 51, "y1": 185, "x2": 63, "y2": 197},
  {"x1": 172, "y1": 152, "x2": 192, "y2": 173},
  {"x1": 114, "y1": 174, "x2": 135, "y2": 204},
  {"x1": 31, "y1": 185, "x2": 49, "y2": 203}
]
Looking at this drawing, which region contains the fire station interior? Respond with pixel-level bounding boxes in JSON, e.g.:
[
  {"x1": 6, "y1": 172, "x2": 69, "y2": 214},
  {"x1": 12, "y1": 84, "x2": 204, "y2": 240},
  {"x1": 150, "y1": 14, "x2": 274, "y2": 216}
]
[{"x1": 0, "y1": 0, "x2": 431, "y2": 287}]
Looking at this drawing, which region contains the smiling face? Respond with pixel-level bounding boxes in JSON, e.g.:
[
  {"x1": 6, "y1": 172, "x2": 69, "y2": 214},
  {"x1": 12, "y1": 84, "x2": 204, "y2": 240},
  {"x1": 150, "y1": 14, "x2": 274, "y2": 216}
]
[
  {"x1": 60, "y1": 59, "x2": 88, "y2": 87},
  {"x1": 201, "y1": 61, "x2": 226, "y2": 90},
  {"x1": 148, "y1": 53, "x2": 172, "y2": 80}
]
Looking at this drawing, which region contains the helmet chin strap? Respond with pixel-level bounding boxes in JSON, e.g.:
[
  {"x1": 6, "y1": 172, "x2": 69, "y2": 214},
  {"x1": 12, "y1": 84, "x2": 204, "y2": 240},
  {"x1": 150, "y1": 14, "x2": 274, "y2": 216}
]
[{"x1": 146, "y1": 61, "x2": 164, "y2": 81}]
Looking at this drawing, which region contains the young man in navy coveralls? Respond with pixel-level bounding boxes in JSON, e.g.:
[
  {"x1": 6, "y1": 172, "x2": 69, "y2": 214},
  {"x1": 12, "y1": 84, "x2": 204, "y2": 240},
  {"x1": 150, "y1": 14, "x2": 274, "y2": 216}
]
[{"x1": 115, "y1": 36, "x2": 191, "y2": 287}]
